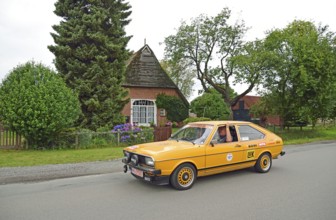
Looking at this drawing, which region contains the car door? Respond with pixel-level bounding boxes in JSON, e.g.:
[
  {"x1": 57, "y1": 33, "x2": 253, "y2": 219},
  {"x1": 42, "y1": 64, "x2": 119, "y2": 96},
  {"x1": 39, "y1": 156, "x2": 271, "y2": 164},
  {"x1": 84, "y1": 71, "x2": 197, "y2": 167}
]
[
  {"x1": 236, "y1": 124, "x2": 266, "y2": 162},
  {"x1": 205, "y1": 124, "x2": 243, "y2": 173}
]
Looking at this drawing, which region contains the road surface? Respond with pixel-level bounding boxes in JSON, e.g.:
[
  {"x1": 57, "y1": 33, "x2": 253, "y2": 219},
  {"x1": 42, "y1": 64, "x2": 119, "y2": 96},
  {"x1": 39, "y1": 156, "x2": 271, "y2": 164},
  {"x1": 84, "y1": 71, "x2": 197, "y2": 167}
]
[{"x1": 1, "y1": 141, "x2": 336, "y2": 220}]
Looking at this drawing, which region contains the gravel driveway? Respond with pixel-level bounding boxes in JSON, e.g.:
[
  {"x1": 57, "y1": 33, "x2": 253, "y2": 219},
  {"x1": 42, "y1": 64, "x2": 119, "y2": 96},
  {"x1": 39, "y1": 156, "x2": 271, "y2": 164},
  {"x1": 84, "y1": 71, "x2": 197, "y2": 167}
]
[{"x1": 0, "y1": 159, "x2": 122, "y2": 185}]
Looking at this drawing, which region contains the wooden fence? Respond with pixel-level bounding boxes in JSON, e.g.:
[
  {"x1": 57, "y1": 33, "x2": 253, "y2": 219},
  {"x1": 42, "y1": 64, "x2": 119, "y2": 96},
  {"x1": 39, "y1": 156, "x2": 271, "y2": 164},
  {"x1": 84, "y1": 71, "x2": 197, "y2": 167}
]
[
  {"x1": 154, "y1": 126, "x2": 172, "y2": 142},
  {"x1": 0, "y1": 124, "x2": 172, "y2": 149},
  {"x1": 0, "y1": 125, "x2": 23, "y2": 149}
]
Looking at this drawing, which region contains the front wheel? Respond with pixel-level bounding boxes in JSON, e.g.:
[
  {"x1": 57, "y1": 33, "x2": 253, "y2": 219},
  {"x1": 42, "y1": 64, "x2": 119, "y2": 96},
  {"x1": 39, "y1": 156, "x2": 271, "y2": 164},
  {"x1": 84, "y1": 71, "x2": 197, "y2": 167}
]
[
  {"x1": 255, "y1": 153, "x2": 272, "y2": 173},
  {"x1": 170, "y1": 163, "x2": 196, "y2": 190}
]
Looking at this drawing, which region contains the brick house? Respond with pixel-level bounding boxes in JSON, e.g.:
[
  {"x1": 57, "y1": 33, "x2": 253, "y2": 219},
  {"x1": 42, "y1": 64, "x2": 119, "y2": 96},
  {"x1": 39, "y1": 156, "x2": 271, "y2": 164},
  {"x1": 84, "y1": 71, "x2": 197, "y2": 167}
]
[
  {"x1": 232, "y1": 95, "x2": 280, "y2": 126},
  {"x1": 121, "y1": 44, "x2": 188, "y2": 126}
]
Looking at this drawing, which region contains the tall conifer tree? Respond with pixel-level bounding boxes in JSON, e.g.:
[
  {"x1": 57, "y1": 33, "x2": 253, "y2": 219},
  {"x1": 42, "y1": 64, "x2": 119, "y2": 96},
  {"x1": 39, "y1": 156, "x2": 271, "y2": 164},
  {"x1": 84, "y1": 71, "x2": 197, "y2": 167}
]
[{"x1": 49, "y1": 0, "x2": 132, "y2": 130}]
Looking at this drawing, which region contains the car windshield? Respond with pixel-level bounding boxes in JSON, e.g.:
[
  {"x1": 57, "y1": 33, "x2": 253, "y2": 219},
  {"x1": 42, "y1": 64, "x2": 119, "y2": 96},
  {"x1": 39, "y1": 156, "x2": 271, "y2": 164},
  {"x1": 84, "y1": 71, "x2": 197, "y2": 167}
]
[{"x1": 169, "y1": 124, "x2": 214, "y2": 144}]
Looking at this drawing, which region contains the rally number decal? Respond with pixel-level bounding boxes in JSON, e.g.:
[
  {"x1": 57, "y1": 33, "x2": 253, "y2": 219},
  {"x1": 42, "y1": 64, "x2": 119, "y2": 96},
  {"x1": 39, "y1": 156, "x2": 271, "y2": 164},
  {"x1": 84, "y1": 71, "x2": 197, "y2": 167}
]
[{"x1": 247, "y1": 150, "x2": 255, "y2": 159}]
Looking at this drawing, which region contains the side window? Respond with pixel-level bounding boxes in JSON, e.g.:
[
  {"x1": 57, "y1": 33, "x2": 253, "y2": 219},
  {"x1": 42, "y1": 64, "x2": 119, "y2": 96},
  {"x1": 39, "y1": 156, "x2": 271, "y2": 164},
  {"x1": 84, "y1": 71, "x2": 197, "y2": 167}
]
[
  {"x1": 238, "y1": 125, "x2": 265, "y2": 141},
  {"x1": 211, "y1": 125, "x2": 238, "y2": 143},
  {"x1": 211, "y1": 129, "x2": 219, "y2": 143}
]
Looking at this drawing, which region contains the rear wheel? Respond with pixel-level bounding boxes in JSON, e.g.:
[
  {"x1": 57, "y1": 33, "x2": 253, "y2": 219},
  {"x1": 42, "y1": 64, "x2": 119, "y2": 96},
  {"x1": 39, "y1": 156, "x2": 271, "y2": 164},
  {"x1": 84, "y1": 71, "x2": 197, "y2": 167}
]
[
  {"x1": 170, "y1": 163, "x2": 196, "y2": 190},
  {"x1": 255, "y1": 153, "x2": 272, "y2": 173}
]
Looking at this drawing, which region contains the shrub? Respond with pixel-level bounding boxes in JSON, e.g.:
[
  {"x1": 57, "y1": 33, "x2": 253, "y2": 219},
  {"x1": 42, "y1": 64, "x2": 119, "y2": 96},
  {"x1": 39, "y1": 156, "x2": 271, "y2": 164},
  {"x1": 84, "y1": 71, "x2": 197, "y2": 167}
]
[
  {"x1": 191, "y1": 91, "x2": 230, "y2": 120},
  {"x1": 0, "y1": 62, "x2": 81, "y2": 149},
  {"x1": 112, "y1": 123, "x2": 143, "y2": 143},
  {"x1": 156, "y1": 93, "x2": 189, "y2": 122}
]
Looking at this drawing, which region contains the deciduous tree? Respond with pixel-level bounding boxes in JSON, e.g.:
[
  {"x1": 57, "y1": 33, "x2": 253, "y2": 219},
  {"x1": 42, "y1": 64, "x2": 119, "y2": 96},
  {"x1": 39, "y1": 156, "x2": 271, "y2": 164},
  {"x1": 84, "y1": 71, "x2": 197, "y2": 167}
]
[
  {"x1": 190, "y1": 90, "x2": 230, "y2": 120},
  {"x1": 160, "y1": 59, "x2": 195, "y2": 99},
  {"x1": 163, "y1": 8, "x2": 264, "y2": 117},
  {"x1": 262, "y1": 20, "x2": 336, "y2": 128}
]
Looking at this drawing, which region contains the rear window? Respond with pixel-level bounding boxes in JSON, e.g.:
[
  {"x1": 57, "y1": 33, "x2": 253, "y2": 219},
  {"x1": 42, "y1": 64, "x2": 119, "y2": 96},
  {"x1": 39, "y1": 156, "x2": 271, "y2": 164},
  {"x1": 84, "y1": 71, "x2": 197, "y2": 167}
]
[{"x1": 238, "y1": 125, "x2": 265, "y2": 141}]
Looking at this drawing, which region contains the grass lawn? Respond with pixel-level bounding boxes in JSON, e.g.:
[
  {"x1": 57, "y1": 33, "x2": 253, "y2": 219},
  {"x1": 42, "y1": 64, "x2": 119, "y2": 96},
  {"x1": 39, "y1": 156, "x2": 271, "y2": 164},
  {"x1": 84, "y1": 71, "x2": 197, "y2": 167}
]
[
  {"x1": 271, "y1": 125, "x2": 336, "y2": 145},
  {"x1": 1, "y1": 126, "x2": 335, "y2": 167},
  {"x1": 0, "y1": 147, "x2": 124, "y2": 167}
]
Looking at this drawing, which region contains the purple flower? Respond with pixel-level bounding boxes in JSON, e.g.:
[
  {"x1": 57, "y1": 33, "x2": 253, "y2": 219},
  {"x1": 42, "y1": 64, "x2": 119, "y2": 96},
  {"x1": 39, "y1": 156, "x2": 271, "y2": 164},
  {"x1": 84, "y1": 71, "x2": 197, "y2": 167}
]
[
  {"x1": 166, "y1": 121, "x2": 173, "y2": 126},
  {"x1": 121, "y1": 135, "x2": 131, "y2": 142},
  {"x1": 112, "y1": 123, "x2": 142, "y2": 141},
  {"x1": 133, "y1": 127, "x2": 141, "y2": 132}
]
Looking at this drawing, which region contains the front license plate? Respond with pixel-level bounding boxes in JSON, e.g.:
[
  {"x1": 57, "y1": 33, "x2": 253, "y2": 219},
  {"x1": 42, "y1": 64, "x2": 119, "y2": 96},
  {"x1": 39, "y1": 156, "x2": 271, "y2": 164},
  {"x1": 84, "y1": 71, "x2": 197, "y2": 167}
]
[{"x1": 131, "y1": 167, "x2": 143, "y2": 178}]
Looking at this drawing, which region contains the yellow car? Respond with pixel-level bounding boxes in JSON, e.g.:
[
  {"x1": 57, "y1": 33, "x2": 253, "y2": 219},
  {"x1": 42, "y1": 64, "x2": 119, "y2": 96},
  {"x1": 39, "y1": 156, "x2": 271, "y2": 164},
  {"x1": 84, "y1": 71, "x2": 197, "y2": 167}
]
[{"x1": 122, "y1": 121, "x2": 285, "y2": 190}]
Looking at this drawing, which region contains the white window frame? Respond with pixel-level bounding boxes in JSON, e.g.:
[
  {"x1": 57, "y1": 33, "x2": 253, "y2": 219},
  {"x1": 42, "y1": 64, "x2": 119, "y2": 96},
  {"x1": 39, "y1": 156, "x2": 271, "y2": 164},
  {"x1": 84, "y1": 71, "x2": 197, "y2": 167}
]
[
  {"x1": 130, "y1": 99, "x2": 157, "y2": 126},
  {"x1": 160, "y1": 109, "x2": 166, "y2": 117}
]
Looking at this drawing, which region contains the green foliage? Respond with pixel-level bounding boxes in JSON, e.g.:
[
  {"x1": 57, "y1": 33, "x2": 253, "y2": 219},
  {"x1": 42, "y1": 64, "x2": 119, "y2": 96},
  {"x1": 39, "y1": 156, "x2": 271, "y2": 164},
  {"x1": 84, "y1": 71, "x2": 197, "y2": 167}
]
[
  {"x1": 160, "y1": 59, "x2": 195, "y2": 99},
  {"x1": 0, "y1": 62, "x2": 81, "y2": 149},
  {"x1": 52, "y1": 128, "x2": 154, "y2": 149},
  {"x1": 183, "y1": 117, "x2": 211, "y2": 124},
  {"x1": 48, "y1": 0, "x2": 132, "y2": 130},
  {"x1": 330, "y1": 92, "x2": 336, "y2": 120},
  {"x1": 262, "y1": 20, "x2": 336, "y2": 127},
  {"x1": 191, "y1": 91, "x2": 230, "y2": 120},
  {"x1": 156, "y1": 94, "x2": 189, "y2": 122},
  {"x1": 269, "y1": 126, "x2": 336, "y2": 144},
  {"x1": 163, "y1": 8, "x2": 262, "y2": 113}
]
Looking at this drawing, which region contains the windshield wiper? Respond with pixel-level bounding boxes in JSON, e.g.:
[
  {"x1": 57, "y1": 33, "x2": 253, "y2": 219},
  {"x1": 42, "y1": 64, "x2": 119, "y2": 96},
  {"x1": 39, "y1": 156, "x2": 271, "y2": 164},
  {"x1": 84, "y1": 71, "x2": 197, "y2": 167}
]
[{"x1": 169, "y1": 137, "x2": 179, "y2": 142}]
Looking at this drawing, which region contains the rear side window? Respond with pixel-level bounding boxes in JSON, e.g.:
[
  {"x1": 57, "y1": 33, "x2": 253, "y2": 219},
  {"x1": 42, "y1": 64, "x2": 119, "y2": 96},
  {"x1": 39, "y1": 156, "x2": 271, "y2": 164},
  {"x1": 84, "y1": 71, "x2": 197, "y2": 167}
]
[{"x1": 238, "y1": 125, "x2": 265, "y2": 141}]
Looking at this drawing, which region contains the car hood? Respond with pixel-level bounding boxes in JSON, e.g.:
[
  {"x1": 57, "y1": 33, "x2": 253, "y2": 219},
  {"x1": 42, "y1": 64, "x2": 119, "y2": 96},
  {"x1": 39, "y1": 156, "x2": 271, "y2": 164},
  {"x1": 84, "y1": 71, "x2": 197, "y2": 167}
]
[{"x1": 124, "y1": 140, "x2": 202, "y2": 161}]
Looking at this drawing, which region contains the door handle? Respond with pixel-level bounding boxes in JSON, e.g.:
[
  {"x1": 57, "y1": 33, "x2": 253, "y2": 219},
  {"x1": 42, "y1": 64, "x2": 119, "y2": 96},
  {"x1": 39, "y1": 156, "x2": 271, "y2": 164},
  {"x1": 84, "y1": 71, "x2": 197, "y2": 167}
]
[{"x1": 235, "y1": 144, "x2": 241, "y2": 148}]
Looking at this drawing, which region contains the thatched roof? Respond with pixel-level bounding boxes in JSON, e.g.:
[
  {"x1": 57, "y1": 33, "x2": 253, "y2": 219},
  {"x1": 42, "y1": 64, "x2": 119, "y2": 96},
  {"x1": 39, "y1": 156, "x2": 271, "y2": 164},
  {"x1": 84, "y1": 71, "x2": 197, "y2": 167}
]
[
  {"x1": 124, "y1": 44, "x2": 177, "y2": 88},
  {"x1": 124, "y1": 44, "x2": 189, "y2": 106}
]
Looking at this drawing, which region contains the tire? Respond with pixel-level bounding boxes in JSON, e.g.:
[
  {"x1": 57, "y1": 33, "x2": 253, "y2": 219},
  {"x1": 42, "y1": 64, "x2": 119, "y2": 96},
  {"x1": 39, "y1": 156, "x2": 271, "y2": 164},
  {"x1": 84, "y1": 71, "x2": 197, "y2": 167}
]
[
  {"x1": 255, "y1": 153, "x2": 272, "y2": 173},
  {"x1": 170, "y1": 163, "x2": 196, "y2": 190}
]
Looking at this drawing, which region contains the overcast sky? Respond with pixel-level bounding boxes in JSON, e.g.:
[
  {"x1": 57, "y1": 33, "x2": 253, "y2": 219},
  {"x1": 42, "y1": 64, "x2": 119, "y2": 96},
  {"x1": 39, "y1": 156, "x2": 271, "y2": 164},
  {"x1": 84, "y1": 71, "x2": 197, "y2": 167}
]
[{"x1": 1, "y1": 0, "x2": 335, "y2": 100}]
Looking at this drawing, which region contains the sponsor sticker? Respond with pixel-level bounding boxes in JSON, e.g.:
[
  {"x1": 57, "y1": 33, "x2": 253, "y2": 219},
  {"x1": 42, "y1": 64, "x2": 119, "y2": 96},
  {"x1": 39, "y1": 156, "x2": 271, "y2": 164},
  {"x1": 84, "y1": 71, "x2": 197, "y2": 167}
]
[
  {"x1": 128, "y1": 145, "x2": 139, "y2": 150},
  {"x1": 241, "y1": 137, "x2": 249, "y2": 141},
  {"x1": 227, "y1": 153, "x2": 233, "y2": 161},
  {"x1": 259, "y1": 142, "x2": 266, "y2": 147},
  {"x1": 247, "y1": 150, "x2": 255, "y2": 159}
]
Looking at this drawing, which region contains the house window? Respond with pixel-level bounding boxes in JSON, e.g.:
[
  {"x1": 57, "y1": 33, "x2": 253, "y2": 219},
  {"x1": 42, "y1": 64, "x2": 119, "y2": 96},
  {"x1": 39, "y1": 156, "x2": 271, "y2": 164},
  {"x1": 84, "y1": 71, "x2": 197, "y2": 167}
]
[
  {"x1": 160, "y1": 109, "x2": 166, "y2": 117},
  {"x1": 132, "y1": 100, "x2": 155, "y2": 126}
]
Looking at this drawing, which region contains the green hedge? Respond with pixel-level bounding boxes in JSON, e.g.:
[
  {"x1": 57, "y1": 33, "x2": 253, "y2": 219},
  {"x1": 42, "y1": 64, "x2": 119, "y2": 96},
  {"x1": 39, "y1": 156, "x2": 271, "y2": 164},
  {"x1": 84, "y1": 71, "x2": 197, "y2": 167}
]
[{"x1": 156, "y1": 93, "x2": 189, "y2": 122}]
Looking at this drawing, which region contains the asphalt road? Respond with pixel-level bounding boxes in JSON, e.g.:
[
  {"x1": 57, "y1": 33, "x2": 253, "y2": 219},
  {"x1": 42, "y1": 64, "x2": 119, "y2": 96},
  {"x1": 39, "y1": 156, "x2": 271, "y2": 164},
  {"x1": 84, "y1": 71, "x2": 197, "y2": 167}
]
[{"x1": 1, "y1": 141, "x2": 336, "y2": 220}]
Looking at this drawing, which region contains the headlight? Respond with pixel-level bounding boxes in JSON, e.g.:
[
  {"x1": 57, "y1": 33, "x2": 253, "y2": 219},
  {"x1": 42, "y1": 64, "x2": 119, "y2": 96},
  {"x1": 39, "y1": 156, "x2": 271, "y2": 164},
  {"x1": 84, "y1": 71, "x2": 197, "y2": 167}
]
[
  {"x1": 124, "y1": 151, "x2": 130, "y2": 157},
  {"x1": 145, "y1": 157, "x2": 154, "y2": 166},
  {"x1": 131, "y1": 154, "x2": 139, "y2": 165},
  {"x1": 124, "y1": 151, "x2": 131, "y2": 163}
]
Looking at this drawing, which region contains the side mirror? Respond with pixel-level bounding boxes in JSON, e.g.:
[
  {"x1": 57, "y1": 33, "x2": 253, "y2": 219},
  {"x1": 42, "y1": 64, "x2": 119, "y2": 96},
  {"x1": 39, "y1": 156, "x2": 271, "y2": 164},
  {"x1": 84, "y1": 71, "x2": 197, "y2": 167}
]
[{"x1": 210, "y1": 140, "x2": 217, "y2": 147}]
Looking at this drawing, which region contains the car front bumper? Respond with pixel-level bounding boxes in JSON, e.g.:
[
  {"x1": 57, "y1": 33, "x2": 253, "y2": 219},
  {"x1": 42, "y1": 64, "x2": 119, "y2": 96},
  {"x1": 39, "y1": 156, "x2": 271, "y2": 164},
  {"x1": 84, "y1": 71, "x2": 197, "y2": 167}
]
[{"x1": 122, "y1": 158, "x2": 170, "y2": 185}]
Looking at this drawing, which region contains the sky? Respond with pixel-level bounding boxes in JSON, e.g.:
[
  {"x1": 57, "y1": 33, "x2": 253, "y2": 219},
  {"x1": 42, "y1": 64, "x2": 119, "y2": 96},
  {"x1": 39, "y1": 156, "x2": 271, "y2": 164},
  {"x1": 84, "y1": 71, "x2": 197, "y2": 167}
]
[{"x1": 1, "y1": 0, "x2": 336, "y2": 101}]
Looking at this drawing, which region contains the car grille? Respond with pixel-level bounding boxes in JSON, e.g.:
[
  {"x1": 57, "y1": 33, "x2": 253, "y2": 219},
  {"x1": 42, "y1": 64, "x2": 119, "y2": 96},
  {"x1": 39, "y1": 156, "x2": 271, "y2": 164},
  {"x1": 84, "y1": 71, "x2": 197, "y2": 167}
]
[{"x1": 127, "y1": 152, "x2": 146, "y2": 166}]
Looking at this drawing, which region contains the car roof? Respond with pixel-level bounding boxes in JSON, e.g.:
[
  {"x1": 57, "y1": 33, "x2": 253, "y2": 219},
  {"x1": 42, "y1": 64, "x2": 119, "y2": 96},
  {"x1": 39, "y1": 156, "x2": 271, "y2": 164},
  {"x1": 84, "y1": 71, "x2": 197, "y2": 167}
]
[{"x1": 189, "y1": 121, "x2": 251, "y2": 125}]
